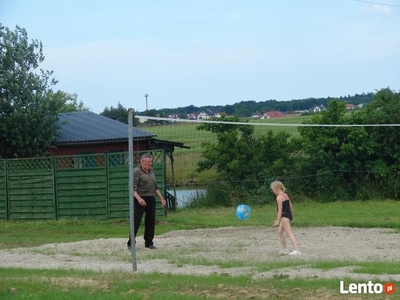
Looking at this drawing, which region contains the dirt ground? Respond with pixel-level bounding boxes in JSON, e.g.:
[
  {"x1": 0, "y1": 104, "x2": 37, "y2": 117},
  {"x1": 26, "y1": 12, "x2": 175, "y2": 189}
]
[{"x1": 1, "y1": 226, "x2": 399, "y2": 282}]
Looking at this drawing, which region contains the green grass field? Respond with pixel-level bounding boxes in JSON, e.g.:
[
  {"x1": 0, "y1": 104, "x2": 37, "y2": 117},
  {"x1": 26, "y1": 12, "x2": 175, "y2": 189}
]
[{"x1": 0, "y1": 200, "x2": 399, "y2": 299}]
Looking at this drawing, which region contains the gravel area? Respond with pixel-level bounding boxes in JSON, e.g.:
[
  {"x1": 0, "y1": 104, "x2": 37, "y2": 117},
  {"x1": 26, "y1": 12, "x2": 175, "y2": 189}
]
[{"x1": 1, "y1": 226, "x2": 399, "y2": 281}]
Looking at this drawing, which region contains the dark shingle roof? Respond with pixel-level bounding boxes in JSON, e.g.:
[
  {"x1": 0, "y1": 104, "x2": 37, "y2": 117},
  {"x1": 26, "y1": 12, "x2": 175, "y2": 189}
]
[{"x1": 56, "y1": 111, "x2": 155, "y2": 144}]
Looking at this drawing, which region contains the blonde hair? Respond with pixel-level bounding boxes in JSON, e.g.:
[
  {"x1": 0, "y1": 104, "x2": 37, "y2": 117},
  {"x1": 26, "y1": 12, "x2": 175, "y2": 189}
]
[{"x1": 270, "y1": 181, "x2": 286, "y2": 192}]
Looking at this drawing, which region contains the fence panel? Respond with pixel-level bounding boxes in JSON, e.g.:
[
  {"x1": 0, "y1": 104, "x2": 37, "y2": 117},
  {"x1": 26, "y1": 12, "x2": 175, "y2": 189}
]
[
  {"x1": 108, "y1": 153, "x2": 129, "y2": 219},
  {"x1": 7, "y1": 158, "x2": 55, "y2": 220},
  {"x1": 1, "y1": 150, "x2": 166, "y2": 221},
  {"x1": 107, "y1": 150, "x2": 165, "y2": 219},
  {"x1": 55, "y1": 155, "x2": 107, "y2": 219},
  {"x1": 0, "y1": 160, "x2": 6, "y2": 220}
]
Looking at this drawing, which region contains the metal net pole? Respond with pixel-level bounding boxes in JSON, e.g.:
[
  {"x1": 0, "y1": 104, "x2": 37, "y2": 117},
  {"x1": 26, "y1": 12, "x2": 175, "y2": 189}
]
[{"x1": 128, "y1": 108, "x2": 137, "y2": 271}]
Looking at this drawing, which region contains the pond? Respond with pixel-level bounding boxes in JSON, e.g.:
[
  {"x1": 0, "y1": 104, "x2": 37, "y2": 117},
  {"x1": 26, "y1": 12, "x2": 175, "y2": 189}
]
[{"x1": 167, "y1": 188, "x2": 207, "y2": 207}]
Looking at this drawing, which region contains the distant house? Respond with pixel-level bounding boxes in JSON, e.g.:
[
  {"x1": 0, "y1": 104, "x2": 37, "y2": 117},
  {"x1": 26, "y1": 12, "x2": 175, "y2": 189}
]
[
  {"x1": 168, "y1": 114, "x2": 179, "y2": 119},
  {"x1": 251, "y1": 112, "x2": 261, "y2": 118},
  {"x1": 260, "y1": 111, "x2": 285, "y2": 119},
  {"x1": 197, "y1": 109, "x2": 227, "y2": 120},
  {"x1": 187, "y1": 113, "x2": 197, "y2": 120},
  {"x1": 309, "y1": 105, "x2": 325, "y2": 113},
  {"x1": 197, "y1": 111, "x2": 211, "y2": 120},
  {"x1": 345, "y1": 104, "x2": 355, "y2": 110},
  {"x1": 197, "y1": 109, "x2": 218, "y2": 120},
  {"x1": 212, "y1": 109, "x2": 227, "y2": 118},
  {"x1": 213, "y1": 111, "x2": 223, "y2": 118}
]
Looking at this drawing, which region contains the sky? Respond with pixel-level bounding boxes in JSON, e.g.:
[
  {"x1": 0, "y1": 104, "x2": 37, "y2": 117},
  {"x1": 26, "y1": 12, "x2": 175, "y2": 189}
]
[{"x1": 1, "y1": 0, "x2": 400, "y2": 113}]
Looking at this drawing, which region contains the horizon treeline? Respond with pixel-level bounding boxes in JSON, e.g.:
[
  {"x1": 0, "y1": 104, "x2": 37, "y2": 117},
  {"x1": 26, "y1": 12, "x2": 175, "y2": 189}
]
[{"x1": 138, "y1": 92, "x2": 375, "y2": 118}]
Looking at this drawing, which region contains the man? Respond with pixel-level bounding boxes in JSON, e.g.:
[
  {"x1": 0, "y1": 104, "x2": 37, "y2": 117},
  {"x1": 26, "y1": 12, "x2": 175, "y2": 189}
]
[{"x1": 127, "y1": 153, "x2": 166, "y2": 250}]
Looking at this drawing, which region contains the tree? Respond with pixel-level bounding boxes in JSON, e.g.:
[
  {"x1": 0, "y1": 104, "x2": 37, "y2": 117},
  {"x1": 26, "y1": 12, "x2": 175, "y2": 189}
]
[
  {"x1": 222, "y1": 104, "x2": 235, "y2": 115},
  {"x1": 0, "y1": 24, "x2": 63, "y2": 158},
  {"x1": 50, "y1": 91, "x2": 89, "y2": 113},
  {"x1": 100, "y1": 102, "x2": 129, "y2": 124},
  {"x1": 352, "y1": 88, "x2": 400, "y2": 199},
  {"x1": 295, "y1": 97, "x2": 397, "y2": 200},
  {"x1": 196, "y1": 115, "x2": 295, "y2": 205}
]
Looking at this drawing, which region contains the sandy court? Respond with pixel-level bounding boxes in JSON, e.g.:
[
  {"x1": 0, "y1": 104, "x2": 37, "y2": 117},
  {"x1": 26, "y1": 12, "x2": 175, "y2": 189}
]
[{"x1": 1, "y1": 226, "x2": 399, "y2": 281}]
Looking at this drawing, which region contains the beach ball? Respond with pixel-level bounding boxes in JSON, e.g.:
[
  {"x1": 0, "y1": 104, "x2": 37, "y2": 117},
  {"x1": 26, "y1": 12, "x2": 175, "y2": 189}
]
[{"x1": 236, "y1": 204, "x2": 251, "y2": 220}]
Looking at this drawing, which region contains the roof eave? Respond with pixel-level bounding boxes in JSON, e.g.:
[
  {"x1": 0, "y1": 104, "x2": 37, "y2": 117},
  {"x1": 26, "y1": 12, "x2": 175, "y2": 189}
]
[{"x1": 54, "y1": 136, "x2": 153, "y2": 146}]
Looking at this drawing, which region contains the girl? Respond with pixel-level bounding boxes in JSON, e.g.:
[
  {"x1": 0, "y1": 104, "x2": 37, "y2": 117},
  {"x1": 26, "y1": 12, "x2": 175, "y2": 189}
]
[{"x1": 270, "y1": 181, "x2": 301, "y2": 255}]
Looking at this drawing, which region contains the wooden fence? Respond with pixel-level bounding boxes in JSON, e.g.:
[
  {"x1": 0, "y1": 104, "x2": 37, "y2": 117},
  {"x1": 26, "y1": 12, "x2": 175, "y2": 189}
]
[{"x1": 0, "y1": 150, "x2": 166, "y2": 220}]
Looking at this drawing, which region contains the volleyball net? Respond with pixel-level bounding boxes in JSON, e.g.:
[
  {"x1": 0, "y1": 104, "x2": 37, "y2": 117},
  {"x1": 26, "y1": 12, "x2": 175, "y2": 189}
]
[{"x1": 135, "y1": 115, "x2": 400, "y2": 203}]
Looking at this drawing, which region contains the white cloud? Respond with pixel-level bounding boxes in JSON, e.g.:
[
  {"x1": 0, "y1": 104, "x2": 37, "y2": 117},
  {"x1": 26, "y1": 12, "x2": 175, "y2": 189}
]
[{"x1": 361, "y1": 4, "x2": 391, "y2": 14}]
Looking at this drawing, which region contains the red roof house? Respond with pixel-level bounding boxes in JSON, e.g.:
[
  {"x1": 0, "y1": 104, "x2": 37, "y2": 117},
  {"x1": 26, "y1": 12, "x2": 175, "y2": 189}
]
[{"x1": 261, "y1": 111, "x2": 285, "y2": 119}]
